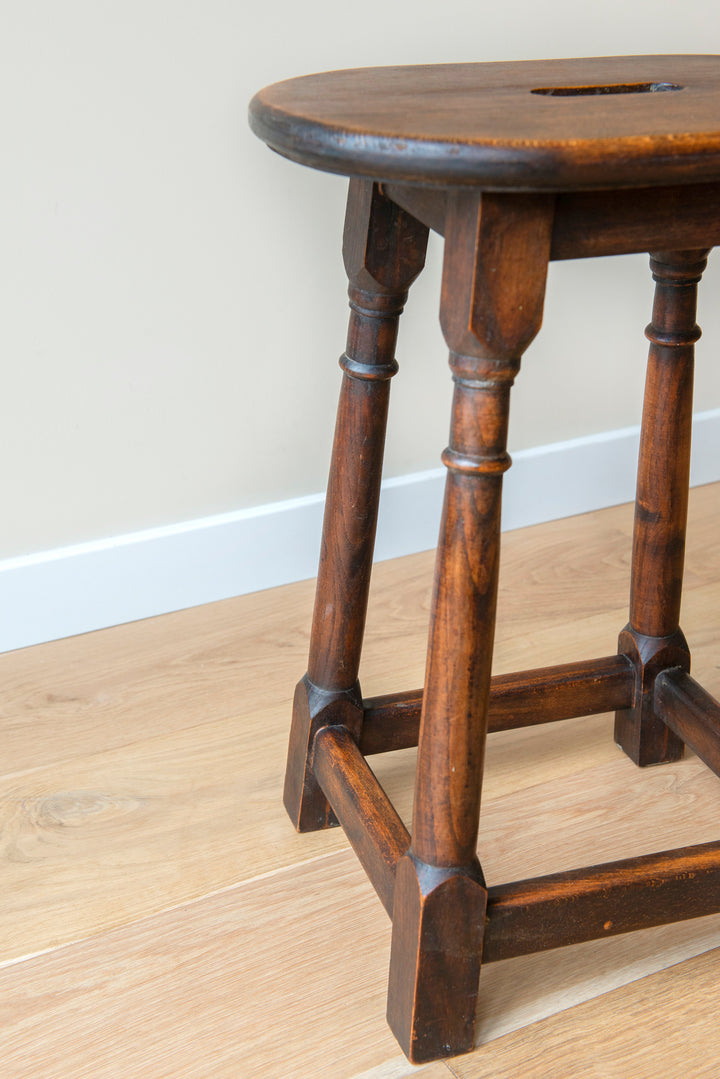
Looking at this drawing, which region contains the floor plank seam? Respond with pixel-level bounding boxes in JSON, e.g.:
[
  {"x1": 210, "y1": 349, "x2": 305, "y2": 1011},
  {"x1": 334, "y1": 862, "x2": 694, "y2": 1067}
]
[
  {"x1": 0, "y1": 705, "x2": 292, "y2": 785},
  {"x1": 0, "y1": 847, "x2": 353, "y2": 972}
]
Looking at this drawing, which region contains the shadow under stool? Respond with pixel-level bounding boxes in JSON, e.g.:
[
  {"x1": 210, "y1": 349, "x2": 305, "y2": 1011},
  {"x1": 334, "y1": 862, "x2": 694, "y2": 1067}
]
[{"x1": 249, "y1": 55, "x2": 720, "y2": 1063}]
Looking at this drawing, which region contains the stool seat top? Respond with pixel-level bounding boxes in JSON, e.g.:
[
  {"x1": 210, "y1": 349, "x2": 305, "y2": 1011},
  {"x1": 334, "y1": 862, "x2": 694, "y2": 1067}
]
[{"x1": 249, "y1": 55, "x2": 720, "y2": 191}]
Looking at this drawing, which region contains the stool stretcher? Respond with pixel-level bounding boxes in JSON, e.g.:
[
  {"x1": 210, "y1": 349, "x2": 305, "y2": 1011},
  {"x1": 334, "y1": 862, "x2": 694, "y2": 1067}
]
[
  {"x1": 360, "y1": 654, "x2": 635, "y2": 755},
  {"x1": 312, "y1": 724, "x2": 410, "y2": 916},
  {"x1": 484, "y1": 840, "x2": 720, "y2": 961},
  {"x1": 655, "y1": 670, "x2": 720, "y2": 779}
]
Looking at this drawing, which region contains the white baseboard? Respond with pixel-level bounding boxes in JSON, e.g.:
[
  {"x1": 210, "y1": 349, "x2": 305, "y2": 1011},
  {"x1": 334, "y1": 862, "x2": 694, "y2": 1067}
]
[{"x1": 1, "y1": 408, "x2": 718, "y2": 654}]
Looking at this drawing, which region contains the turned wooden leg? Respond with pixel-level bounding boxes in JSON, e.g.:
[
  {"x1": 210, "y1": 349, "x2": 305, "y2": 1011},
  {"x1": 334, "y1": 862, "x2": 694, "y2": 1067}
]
[
  {"x1": 284, "y1": 181, "x2": 428, "y2": 831},
  {"x1": 615, "y1": 249, "x2": 710, "y2": 766},
  {"x1": 387, "y1": 191, "x2": 554, "y2": 1062}
]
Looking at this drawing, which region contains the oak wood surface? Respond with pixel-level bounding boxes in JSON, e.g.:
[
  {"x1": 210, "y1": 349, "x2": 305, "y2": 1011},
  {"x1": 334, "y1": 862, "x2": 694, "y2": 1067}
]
[
  {"x1": 453, "y1": 946, "x2": 720, "y2": 1079},
  {"x1": 249, "y1": 56, "x2": 720, "y2": 190},
  {"x1": 1, "y1": 486, "x2": 718, "y2": 1075}
]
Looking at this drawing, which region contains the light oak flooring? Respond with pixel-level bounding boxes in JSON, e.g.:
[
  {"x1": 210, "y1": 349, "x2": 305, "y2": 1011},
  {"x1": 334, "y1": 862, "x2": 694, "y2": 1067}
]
[{"x1": 2, "y1": 483, "x2": 719, "y2": 1077}]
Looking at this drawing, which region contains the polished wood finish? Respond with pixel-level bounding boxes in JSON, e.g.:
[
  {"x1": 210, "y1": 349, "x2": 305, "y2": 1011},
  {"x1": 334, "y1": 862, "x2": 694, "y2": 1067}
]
[
  {"x1": 381, "y1": 184, "x2": 448, "y2": 237},
  {"x1": 387, "y1": 855, "x2": 487, "y2": 1064},
  {"x1": 629, "y1": 251, "x2": 706, "y2": 636},
  {"x1": 360, "y1": 655, "x2": 635, "y2": 755},
  {"x1": 614, "y1": 249, "x2": 708, "y2": 766},
  {"x1": 411, "y1": 190, "x2": 553, "y2": 869},
  {"x1": 381, "y1": 180, "x2": 720, "y2": 262},
  {"x1": 251, "y1": 57, "x2": 720, "y2": 1066},
  {"x1": 312, "y1": 724, "x2": 410, "y2": 917},
  {"x1": 551, "y1": 185, "x2": 720, "y2": 259},
  {"x1": 386, "y1": 191, "x2": 553, "y2": 1061},
  {"x1": 655, "y1": 669, "x2": 720, "y2": 779},
  {"x1": 484, "y1": 841, "x2": 720, "y2": 963},
  {"x1": 284, "y1": 675, "x2": 363, "y2": 832},
  {"x1": 284, "y1": 180, "x2": 427, "y2": 831},
  {"x1": 249, "y1": 56, "x2": 720, "y2": 190}
]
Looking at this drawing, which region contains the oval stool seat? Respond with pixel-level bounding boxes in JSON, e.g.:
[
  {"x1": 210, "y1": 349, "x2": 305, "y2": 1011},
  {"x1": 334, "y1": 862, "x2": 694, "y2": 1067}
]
[{"x1": 250, "y1": 55, "x2": 720, "y2": 189}]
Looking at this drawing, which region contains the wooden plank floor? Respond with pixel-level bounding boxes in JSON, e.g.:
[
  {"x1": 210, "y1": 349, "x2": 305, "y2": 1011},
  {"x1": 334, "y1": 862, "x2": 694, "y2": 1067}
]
[{"x1": 1, "y1": 483, "x2": 719, "y2": 1077}]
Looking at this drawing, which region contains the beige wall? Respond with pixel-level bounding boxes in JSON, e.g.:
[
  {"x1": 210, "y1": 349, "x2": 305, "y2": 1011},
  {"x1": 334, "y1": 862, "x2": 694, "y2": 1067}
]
[{"x1": 2, "y1": 2, "x2": 720, "y2": 559}]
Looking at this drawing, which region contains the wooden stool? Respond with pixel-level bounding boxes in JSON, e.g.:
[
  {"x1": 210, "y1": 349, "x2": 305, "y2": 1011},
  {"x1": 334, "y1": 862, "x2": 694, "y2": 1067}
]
[{"x1": 249, "y1": 56, "x2": 720, "y2": 1063}]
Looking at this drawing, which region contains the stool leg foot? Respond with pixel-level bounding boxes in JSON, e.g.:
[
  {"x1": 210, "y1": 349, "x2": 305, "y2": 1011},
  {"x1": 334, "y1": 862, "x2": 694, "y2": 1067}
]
[
  {"x1": 283, "y1": 181, "x2": 428, "y2": 831},
  {"x1": 615, "y1": 249, "x2": 709, "y2": 765},
  {"x1": 615, "y1": 627, "x2": 689, "y2": 766},
  {"x1": 283, "y1": 676, "x2": 363, "y2": 831},
  {"x1": 387, "y1": 854, "x2": 487, "y2": 1064}
]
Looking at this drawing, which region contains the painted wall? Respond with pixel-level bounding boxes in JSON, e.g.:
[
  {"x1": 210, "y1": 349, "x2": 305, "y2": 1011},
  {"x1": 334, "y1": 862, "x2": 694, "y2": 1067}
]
[{"x1": 2, "y1": 1, "x2": 720, "y2": 562}]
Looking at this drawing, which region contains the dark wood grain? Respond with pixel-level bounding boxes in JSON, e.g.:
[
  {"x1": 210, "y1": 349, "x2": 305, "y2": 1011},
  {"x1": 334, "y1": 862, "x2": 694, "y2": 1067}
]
[
  {"x1": 615, "y1": 249, "x2": 708, "y2": 767},
  {"x1": 249, "y1": 57, "x2": 720, "y2": 190},
  {"x1": 483, "y1": 841, "x2": 720, "y2": 962},
  {"x1": 283, "y1": 675, "x2": 363, "y2": 832},
  {"x1": 308, "y1": 180, "x2": 428, "y2": 692},
  {"x1": 551, "y1": 183, "x2": 720, "y2": 259},
  {"x1": 283, "y1": 180, "x2": 427, "y2": 831},
  {"x1": 311, "y1": 725, "x2": 410, "y2": 917},
  {"x1": 613, "y1": 629, "x2": 690, "y2": 770},
  {"x1": 629, "y1": 250, "x2": 707, "y2": 638},
  {"x1": 386, "y1": 190, "x2": 554, "y2": 1063},
  {"x1": 386, "y1": 854, "x2": 487, "y2": 1064},
  {"x1": 251, "y1": 56, "x2": 720, "y2": 1066},
  {"x1": 655, "y1": 669, "x2": 720, "y2": 780},
  {"x1": 382, "y1": 184, "x2": 447, "y2": 236},
  {"x1": 360, "y1": 655, "x2": 635, "y2": 755},
  {"x1": 382, "y1": 181, "x2": 720, "y2": 263},
  {"x1": 410, "y1": 190, "x2": 554, "y2": 870}
]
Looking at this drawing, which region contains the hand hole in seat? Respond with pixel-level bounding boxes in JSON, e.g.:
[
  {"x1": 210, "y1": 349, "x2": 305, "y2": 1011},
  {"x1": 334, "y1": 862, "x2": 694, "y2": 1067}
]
[{"x1": 531, "y1": 82, "x2": 683, "y2": 97}]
